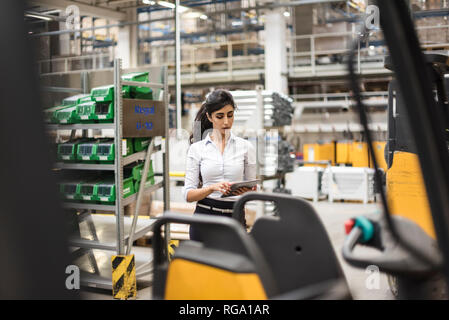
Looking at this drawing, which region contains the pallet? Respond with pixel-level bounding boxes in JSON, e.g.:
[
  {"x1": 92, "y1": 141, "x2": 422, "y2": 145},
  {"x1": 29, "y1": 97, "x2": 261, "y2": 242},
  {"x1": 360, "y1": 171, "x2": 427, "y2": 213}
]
[
  {"x1": 327, "y1": 198, "x2": 376, "y2": 204},
  {"x1": 134, "y1": 236, "x2": 152, "y2": 247},
  {"x1": 423, "y1": 45, "x2": 449, "y2": 51}
]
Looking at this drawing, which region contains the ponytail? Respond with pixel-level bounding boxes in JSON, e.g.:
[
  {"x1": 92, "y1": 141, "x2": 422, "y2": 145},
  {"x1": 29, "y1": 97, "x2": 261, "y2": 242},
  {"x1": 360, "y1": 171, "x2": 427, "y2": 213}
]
[{"x1": 189, "y1": 102, "x2": 212, "y2": 144}]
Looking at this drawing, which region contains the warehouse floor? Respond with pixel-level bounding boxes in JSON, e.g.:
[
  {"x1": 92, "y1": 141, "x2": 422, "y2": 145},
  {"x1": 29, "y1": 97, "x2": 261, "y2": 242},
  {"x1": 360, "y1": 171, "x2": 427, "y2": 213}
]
[{"x1": 80, "y1": 200, "x2": 394, "y2": 300}]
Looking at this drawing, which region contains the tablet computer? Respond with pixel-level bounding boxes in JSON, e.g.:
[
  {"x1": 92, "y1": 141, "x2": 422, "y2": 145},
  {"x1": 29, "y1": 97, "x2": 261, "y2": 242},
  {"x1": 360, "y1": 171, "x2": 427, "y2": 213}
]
[{"x1": 220, "y1": 179, "x2": 261, "y2": 198}]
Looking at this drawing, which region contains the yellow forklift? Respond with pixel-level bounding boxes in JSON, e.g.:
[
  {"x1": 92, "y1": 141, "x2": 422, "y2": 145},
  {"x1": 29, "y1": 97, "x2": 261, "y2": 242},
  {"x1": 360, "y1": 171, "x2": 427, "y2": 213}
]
[
  {"x1": 342, "y1": 0, "x2": 449, "y2": 299},
  {"x1": 379, "y1": 52, "x2": 449, "y2": 297},
  {"x1": 150, "y1": 0, "x2": 449, "y2": 300}
]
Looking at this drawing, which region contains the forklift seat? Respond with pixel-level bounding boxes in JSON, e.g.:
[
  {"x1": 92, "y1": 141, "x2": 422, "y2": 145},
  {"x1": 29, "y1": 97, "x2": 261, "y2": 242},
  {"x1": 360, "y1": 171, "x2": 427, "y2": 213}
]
[
  {"x1": 234, "y1": 192, "x2": 350, "y2": 297},
  {"x1": 152, "y1": 214, "x2": 279, "y2": 300},
  {"x1": 152, "y1": 192, "x2": 350, "y2": 299}
]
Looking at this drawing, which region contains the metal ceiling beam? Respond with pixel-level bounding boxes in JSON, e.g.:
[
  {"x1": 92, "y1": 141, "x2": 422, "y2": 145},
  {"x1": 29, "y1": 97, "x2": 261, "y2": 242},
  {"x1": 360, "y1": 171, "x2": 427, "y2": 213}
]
[
  {"x1": 31, "y1": 0, "x2": 344, "y2": 36},
  {"x1": 134, "y1": 0, "x2": 346, "y2": 17},
  {"x1": 30, "y1": 16, "x2": 166, "y2": 36},
  {"x1": 101, "y1": 0, "x2": 139, "y2": 6},
  {"x1": 29, "y1": 0, "x2": 127, "y2": 21}
]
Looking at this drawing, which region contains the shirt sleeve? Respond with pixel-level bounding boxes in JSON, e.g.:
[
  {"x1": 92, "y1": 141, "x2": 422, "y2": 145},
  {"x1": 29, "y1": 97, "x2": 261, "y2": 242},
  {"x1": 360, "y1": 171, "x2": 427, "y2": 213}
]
[
  {"x1": 182, "y1": 144, "x2": 201, "y2": 201},
  {"x1": 244, "y1": 140, "x2": 257, "y2": 181}
]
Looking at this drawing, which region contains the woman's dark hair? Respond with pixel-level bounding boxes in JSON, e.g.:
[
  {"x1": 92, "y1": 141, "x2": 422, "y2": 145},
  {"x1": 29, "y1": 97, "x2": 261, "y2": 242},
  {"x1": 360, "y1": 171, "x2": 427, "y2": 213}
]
[{"x1": 189, "y1": 89, "x2": 236, "y2": 144}]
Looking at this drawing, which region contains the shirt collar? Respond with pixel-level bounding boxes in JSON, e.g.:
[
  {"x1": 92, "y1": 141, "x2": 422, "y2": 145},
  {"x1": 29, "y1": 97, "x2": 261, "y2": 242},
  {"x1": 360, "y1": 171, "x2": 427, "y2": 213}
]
[{"x1": 205, "y1": 131, "x2": 235, "y2": 145}]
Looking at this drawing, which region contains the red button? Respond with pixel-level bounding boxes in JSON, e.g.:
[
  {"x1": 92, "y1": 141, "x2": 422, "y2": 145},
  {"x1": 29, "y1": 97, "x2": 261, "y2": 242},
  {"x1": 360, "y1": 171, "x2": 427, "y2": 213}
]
[{"x1": 345, "y1": 219, "x2": 355, "y2": 235}]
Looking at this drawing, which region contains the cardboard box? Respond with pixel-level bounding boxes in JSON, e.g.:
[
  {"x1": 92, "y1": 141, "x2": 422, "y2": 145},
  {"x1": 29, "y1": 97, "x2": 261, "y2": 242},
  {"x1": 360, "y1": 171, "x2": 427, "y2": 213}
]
[
  {"x1": 123, "y1": 99, "x2": 166, "y2": 137},
  {"x1": 151, "y1": 200, "x2": 195, "y2": 217},
  {"x1": 124, "y1": 195, "x2": 153, "y2": 216},
  {"x1": 416, "y1": 17, "x2": 448, "y2": 45}
]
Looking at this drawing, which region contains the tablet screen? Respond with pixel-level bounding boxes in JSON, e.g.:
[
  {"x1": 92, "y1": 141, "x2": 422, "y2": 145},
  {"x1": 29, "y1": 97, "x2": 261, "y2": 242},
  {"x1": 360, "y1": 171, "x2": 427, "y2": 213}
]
[{"x1": 220, "y1": 179, "x2": 260, "y2": 198}]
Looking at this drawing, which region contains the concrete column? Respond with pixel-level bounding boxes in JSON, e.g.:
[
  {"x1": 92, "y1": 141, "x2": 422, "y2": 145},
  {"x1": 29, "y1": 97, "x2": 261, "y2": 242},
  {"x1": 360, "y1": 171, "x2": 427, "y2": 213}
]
[
  {"x1": 115, "y1": 9, "x2": 138, "y2": 68},
  {"x1": 264, "y1": 9, "x2": 288, "y2": 94}
]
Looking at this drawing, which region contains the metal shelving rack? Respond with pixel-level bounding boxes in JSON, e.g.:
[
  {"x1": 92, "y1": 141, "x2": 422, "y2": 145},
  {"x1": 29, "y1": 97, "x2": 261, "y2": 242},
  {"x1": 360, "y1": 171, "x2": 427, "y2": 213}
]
[
  {"x1": 46, "y1": 59, "x2": 170, "y2": 290},
  {"x1": 231, "y1": 86, "x2": 281, "y2": 183},
  {"x1": 231, "y1": 87, "x2": 295, "y2": 218}
]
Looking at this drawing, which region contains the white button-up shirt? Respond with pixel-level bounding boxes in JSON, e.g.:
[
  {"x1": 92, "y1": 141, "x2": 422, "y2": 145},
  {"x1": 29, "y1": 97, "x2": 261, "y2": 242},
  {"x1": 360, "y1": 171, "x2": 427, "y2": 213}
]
[{"x1": 183, "y1": 132, "x2": 256, "y2": 202}]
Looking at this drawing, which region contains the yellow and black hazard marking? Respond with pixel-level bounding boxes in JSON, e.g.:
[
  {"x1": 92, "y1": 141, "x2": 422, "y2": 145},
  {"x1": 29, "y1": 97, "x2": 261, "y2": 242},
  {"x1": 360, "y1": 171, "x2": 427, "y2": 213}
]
[
  {"x1": 111, "y1": 254, "x2": 136, "y2": 300},
  {"x1": 168, "y1": 240, "x2": 180, "y2": 261}
]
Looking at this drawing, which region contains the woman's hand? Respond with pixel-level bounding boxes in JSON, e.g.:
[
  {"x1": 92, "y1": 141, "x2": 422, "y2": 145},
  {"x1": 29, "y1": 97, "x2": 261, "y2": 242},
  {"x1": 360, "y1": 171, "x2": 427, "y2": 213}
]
[{"x1": 208, "y1": 182, "x2": 232, "y2": 195}]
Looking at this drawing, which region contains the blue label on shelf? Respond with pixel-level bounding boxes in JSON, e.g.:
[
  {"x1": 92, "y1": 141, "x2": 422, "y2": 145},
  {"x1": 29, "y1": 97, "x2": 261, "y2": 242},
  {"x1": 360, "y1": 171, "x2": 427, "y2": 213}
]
[
  {"x1": 134, "y1": 105, "x2": 155, "y2": 116},
  {"x1": 136, "y1": 121, "x2": 153, "y2": 131}
]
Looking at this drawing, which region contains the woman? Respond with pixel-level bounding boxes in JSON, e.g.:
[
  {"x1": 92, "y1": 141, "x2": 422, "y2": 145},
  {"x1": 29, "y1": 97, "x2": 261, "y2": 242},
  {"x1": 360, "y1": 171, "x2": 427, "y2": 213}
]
[{"x1": 183, "y1": 89, "x2": 257, "y2": 241}]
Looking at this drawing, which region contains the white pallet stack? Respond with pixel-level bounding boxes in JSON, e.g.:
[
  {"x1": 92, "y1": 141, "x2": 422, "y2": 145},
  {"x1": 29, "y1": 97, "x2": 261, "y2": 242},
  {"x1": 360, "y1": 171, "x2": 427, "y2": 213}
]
[
  {"x1": 285, "y1": 166, "x2": 324, "y2": 202},
  {"x1": 321, "y1": 167, "x2": 376, "y2": 204}
]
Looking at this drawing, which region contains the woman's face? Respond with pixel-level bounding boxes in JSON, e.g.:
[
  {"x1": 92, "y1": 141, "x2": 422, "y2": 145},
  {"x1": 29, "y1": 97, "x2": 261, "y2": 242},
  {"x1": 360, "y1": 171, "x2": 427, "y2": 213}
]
[{"x1": 207, "y1": 104, "x2": 235, "y2": 135}]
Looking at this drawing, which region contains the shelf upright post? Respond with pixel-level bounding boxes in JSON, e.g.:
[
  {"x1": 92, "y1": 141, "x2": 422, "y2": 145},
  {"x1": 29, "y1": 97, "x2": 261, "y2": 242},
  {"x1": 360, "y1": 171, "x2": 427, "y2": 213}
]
[
  {"x1": 255, "y1": 85, "x2": 264, "y2": 180},
  {"x1": 162, "y1": 65, "x2": 171, "y2": 247},
  {"x1": 175, "y1": 0, "x2": 182, "y2": 135},
  {"x1": 163, "y1": 65, "x2": 170, "y2": 213},
  {"x1": 114, "y1": 58, "x2": 125, "y2": 255},
  {"x1": 255, "y1": 85, "x2": 266, "y2": 217}
]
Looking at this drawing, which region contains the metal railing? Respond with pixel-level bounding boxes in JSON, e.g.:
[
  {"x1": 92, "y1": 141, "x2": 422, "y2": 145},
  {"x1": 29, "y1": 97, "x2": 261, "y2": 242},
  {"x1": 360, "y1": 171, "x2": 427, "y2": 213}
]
[
  {"x1": 37, "y1": 52, "x2": 112, "y2": 75},
  {"x1": 290, "y1": 91, "x2": 389, "y2": 133},
  {"x1": 291, "y1": 91, "x2": 389, "y2": 104},
  {"x1": 38, "y1": 40, "x2": 265, "y2": 82},
  {"x1": 37, "y1": 24, "x2": 449, "y2": 78},
  {"x1": 140, "y1": 39, "x2": 265, "y2": 80},
  {"x1": 287, "y1": 24, "x2": 449, "y2": 77}
]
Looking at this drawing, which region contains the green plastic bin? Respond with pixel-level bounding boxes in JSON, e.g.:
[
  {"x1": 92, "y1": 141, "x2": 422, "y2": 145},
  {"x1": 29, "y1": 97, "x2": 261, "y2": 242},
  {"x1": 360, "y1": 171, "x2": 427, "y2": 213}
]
[
  {"x1": 44, "y1": 94, "x2": 91, "y2": 124},
  {"x1": 132, "y1": 161, "x2": 154, "y2": 183},
  {"x1": 79, "y1": 180, "x2": 102, "y2": 203},
  {"x1": 62, "y1": 94, "x2": 91, "y2": 106},
  {"x1": 57, "y1": 139, "x2": 88, "y2": 162},
  {"x1": 91, "y1": 85, "x2": 115, "y2": 103},
  {"x1": 90, "y1": 85, "x2": 115, "y2": 123},
  {"x1": 60, "y1": 180, "x2": 83, "y2": 202},
  {"x1": 76, "y1": 100, "x2": 96, "y2": 122},
  {"x1": 93, "y1": 101, "x2": 114, "y2": 123},
  {"x1": 54, "y1": 94, "x2": 91, "y2": 124},
  {"x1": 122, "y1": 72, "x2": 153, "y2": 100},
  {"x1": 123, "y1": 176, "x2": 136, "y2": 198},
  {"x1": 76, "y1": 141, "x2": 99, "y2": 163},
  {"x1": 44, "y1": 105, "x2": 70, "y2": 123},
  {"x1": 96, "y1": 176, "x2": 135, "y2": 204},
  {"x1": 133, "y1": 138, "x2": 151, "y2": 152},
  {"x1": 95, "y1": 179, "x2": 115, "y2": 204},
  {"x1": 95, "y1": 139, "x2": 115, "y2": 163},
  {"x1": 94, "y1": 138, "x2": 134, "y2": 163},
  {"x1": 55, "y1": 105, "x2": 81, "y2": 124}
]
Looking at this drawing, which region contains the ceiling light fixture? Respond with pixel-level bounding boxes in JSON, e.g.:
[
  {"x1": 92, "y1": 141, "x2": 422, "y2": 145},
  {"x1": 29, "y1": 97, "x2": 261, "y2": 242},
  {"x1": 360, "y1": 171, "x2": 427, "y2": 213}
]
[
  {"x1": 283, "y1": 11, "x2": 290, "y2": 17},
  {"x1": 157, "y1": 0, "x2": 175, "y2": 8},
  {"x1": 25, "y1": 13, "x2": 53, "y2": 21},
  {"x1": 157, "y1": 1, "x2": 189, "y2": 13}
]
